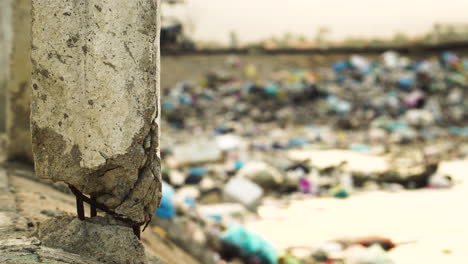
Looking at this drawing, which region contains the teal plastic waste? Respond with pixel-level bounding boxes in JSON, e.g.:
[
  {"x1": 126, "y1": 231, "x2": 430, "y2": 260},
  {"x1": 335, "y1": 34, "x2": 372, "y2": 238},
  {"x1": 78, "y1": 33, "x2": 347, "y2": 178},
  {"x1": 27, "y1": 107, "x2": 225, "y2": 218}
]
[
  {"x1": 221, "y1": 225, "x2": 278, "y2": 264},
  {"x1": 264, "y1": 83, "x2": 280, "y2": 97},
  {"x1": 155, "y1": 181, "x2": 176, "y2": 219},
  {"x1": 349, "y1": 143, "x2": 371, "y2": 152}
]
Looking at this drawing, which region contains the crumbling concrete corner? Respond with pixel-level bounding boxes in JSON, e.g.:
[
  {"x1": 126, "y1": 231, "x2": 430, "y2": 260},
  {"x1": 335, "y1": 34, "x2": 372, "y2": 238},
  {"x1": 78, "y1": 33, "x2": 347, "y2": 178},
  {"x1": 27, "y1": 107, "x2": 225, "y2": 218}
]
[{"x1": 31, "y1": 0, "x2": 162, "y2": 226}]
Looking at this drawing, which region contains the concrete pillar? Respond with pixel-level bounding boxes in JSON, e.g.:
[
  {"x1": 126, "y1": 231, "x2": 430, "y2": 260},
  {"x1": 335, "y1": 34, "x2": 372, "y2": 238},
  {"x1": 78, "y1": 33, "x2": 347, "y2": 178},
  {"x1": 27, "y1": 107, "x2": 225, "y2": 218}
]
[
  {"x1": 0, "y1": 0, "x2": 12, "y2": 133},
  {"x1": 6, "y1": 0, "x2": 33, "y2": 162},
  {"x1": 31, "y1": 0, "x2": 161, "y2": 226}
]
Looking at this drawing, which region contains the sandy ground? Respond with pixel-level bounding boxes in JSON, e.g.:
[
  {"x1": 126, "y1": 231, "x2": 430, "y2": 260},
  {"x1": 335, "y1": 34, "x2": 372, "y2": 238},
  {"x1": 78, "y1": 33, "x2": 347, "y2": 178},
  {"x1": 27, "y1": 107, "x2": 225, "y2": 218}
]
[{"x1": 246, "y1": 159, "x2": 468, "y2": 263}]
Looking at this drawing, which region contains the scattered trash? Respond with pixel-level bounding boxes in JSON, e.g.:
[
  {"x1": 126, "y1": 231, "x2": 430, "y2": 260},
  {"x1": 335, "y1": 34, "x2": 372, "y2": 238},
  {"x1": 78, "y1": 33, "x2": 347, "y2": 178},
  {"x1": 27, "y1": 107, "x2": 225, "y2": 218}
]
[
  {"x1": 237, "y1": 161, "x2": 284, "y2": 188},
  {"x1": 216, "y1": 134, "x2": 244, "y2": 151},
  {"x1": 221, "y1": 225, "x2": 278, "y2": 264},
  {"x1": 172, "y1": 141, "x2": 223, "y2": 167},
  {"x1": 154, "y1": 51, "x2": 467, "y2": 264},
  {"x1": 344, "y1": 244, "x2": 395, "y2": 264},
  {"x1": 330, "y1": 185, "x2": 350, "y2": 199},
  {"x1": 223, "y1": 177, "x2": 264, "y2": 210},
  {"x1": 429, "y1": 174, "x2": 453, "y2": 188},
  {"x1": 198, "y1": 203, "x2": 248, "y2": 223},
  {"x1": 185, "y1": 167, "x2": 207, "y2": 185}
]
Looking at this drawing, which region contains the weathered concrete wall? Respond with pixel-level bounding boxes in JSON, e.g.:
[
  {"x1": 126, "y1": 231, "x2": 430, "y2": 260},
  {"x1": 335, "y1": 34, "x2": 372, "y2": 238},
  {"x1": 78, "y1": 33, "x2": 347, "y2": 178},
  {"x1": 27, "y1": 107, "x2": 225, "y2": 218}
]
[
  {"x1": 31, "y1": 0, "x2": 162, "y2": 225},
  {"x1": 0, "y1": 0, "x2": 12, "y2": 133},
  {"x1": 6, "y1": 0, "x2": 33, "y2": 162}
]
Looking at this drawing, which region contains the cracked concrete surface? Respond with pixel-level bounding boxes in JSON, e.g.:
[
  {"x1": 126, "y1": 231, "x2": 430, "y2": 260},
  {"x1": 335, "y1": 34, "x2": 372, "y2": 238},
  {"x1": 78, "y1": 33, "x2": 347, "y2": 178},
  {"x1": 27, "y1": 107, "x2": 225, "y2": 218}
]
[
  {"x1": 31, "y1": 0, "x2": 162, "y2": 225},
  {"x1": 6, "y1": 0, "x2": 33, "y2": 162}
]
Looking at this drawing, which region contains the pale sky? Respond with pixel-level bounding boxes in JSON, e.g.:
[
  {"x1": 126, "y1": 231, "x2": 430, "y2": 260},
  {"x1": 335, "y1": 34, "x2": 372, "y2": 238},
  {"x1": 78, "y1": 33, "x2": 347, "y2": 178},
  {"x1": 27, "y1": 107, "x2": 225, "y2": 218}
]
[{"x1": 163, "y1": 0, "x2": 468, "y2": 44}]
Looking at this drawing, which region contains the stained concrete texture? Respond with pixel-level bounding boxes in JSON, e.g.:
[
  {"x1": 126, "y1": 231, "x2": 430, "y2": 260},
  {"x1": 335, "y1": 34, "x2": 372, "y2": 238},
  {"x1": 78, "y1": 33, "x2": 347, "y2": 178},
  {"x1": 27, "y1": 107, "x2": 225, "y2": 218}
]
[
  {"x1": 31, "y1": 0, "x2": 162, "y2": 225},
  {"x1": 6, "y1": 0, "x2": 33, "y2": 162},
  {"x1": 0, "y1": 0, "x2": 12, "y2": 133}
]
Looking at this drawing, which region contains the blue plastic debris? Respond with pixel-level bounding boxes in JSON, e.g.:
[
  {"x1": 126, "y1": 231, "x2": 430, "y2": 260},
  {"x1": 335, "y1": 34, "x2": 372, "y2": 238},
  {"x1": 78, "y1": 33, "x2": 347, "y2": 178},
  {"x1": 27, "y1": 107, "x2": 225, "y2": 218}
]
[
  {"x1": 208, "y1": 215, "x2": 222, "y2": 222},
  {"x1": 214, "y1": 126, "x2": 235, "y2": 135},
  {"x1": 185, "y1": 167, "x2": 207, "y2": 185},
  {"x1": 162, "y1": 100, "x2": 176, "y2": 111},
  {"x1": 398, "y1": 77, "x2": 415, "y2": 90},
  {"x1": 235, "y1": 160, "x2": 245, "y2": 170},
  {"x1": 386, "y1": 121, "x2": 408, "y2": 132},
  {"x1": 184, "y1": 197, "x2": 197, "y2": 209},
  {"x1": 155, "y1": 181, "x2": 176, "y2": 219},
  {"x1": 333, "y1": 61, "x2": 349, "y2": 72},
  {"x1": 449, "y1": 126, "x2": 468, "y2": 136},
  {"x1": 441, "y1": 51, "x2": 459, "y2": 66},
  {"x1": 288, "y1": 138, "x2": 308, "y2": 148},
  {"x1": 264, "y1": 83, "x2": 280, "y2": 96},
  {"x1": 178, "y1": 94, "x2": 193, "y2": 105},
  {"x1": 349, "y1": 143, "x2": 371, "y2": 152},
  {"x1": 327, "y1": 95, "x2": 351, "y2": 115}
]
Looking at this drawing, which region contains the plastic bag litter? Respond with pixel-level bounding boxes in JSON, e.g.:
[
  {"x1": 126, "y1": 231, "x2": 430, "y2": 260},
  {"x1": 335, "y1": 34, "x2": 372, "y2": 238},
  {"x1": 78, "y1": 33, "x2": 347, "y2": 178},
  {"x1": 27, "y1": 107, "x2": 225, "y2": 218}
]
[
  {"x1": 155, "y1": 181, "x2": 176, "y2": 219},
  {"x1": 221, "y1": 225, "x2": 278, "y2": 264}
]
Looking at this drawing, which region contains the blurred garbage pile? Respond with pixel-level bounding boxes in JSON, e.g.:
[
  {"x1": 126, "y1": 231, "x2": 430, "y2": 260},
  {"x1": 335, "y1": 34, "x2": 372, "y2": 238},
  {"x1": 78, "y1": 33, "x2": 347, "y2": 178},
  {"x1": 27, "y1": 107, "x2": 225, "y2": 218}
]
[
  {"x1": 163, "y1": 51, "x2": 467, "y2": 134},
  {"x1": 153, "y1": 51, "x2": 467, "y2": 264}
]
